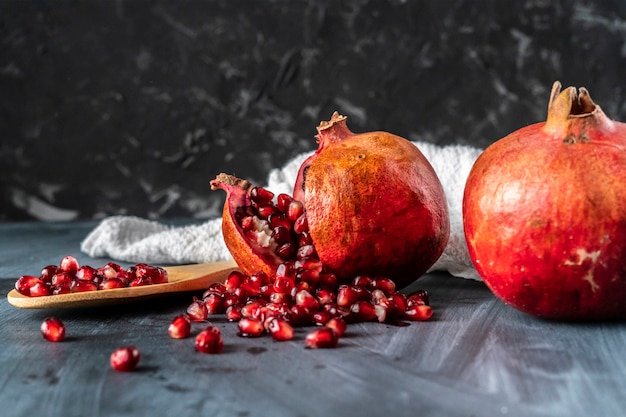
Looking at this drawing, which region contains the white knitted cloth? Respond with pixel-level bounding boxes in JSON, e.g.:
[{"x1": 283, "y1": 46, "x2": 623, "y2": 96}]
[{"x1": 81, "y1": 142, "x2": 482, "y2": 280}]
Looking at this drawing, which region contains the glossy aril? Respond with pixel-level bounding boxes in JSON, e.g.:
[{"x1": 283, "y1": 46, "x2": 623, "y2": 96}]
[
  {"x1": 195, "y1": 326, "x2": 224, "y2": 354},
  {"x1": 305, "y1": 327, "x2": 338, "y2": 349},
  {"x1": 464, "y1": 81, "x2": 626, "y2": 320},
  {"x1": 41, "y1": 317, "x2": 66, "y2": 342},
  {"x1": 168, "y1": 315, "x2": 192, "y2": 339},
  {"x1": 110, "y1": 346, "x2": 141, "y2": 372}
]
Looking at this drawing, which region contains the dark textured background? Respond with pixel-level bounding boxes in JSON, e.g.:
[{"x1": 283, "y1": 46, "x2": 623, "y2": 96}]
[{"x1": 2, "y1": 0, "x2": 625, "y2": 221}]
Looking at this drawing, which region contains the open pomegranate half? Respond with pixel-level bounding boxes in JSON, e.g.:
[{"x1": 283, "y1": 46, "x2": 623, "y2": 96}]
[{"x1": 211, "y1": 112, "x2": 450, "y2": 289}]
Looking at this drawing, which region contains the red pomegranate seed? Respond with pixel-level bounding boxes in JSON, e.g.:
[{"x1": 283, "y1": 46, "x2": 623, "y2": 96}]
[
  {"x1": 98, "y1": 264, "x2": 119, "y2": 279},
  {"x1": 53, "y1": 284, "x2": 71, "y2": 295},
  {"x1": 226, "y1": 305, "x2": 243, "y2": 322},
  {"x1": 371, "y1": 278, "x2": 396, "y2": 295},
  {"x1": 40, "y1": 265, "x2": 58, "y2": 283},
  {"x1": 296, "y1": 244, "x2": 317, "y2": 260},
  {"x1": 305, "y1": 327, "x2": 338, "y2": 349},
  {"x1": 168, "y1": 315, "x2": 192, "y2": 339},
  {"x1": 99, "y1": 277, "x2": 126, "y2": 290},
  {"x1": 295, "y1": 289, "x2": 320, "y2": 312},
  {"x1": 326, "y1": 317, "x2": 347, "y2": 337},
  {"x1": 287, "y1": 200, "x2": 304, "y2": 222},
  {"x1": 70, "y1": 280, "x2": 98, "y2": 293},
  {"x1": 151, "y1": 266, "x2": 168, "y2": 284},
  {"x1": 75, "y1": 266, "x2": 98, "y2": 281},
  {"x1": 248, "y1": 271, "x2": 270, "y2": 288},
  {"x1": 318, "y1": 272, "x2": 338, "y2": 289},
  {"x1": 15, "y1": 275, "x2": 41, "y2": 296},
  {"x1": 391, "y1": 292, "x2": 408, "y2": 311},
  {"x1": 273, "y1": 275, "x2": 295, "y2": 294},
  {"x1": 202, "y1": 283, "x2": 227, "y2": 298},
  {"x1": 59, "y1": 255, "x2": 79, "y2": 274},
  {"x1": 268, "y1": 213, "x2": 292, "y2": 230},
  {"x1": 315, "y1": 287, "x2": 336, "y2": 305},
  {"x1": 30, "y1": 281, "x2": 52, "y2": 297},
  {"x1": 257, "y1": 205, "x2": 277, "y2": 219},
  {"x1": 271, "y1": 226, "x2": 292, "y2": 245},
  {"x1": 249, "y1": 186, "x2": 274, "y2": 205},
  {"x1": 312, "y1": 311, "x2": 332, "y2": 326},
  {"x1": 195, "y1": 326, "x2": 224, "y2": 354},
  {"x1": 349, "y1": 301, "x2": 377, "y2": 322},
  {"x1": 240, "y1": 300, "x2": 265, "y2": 319},
  {"x1": 51, "y1": 272, "x2": 73, "y2": 287},
  {"x1": 352, "y1": 276, "x2": 373, "y2": 288},
  {"x1": 296, "y1": 269, "x2": 320, "y2": 285},
  {"x1": 276, "y1": 193, "x2": 294, "y2": 213},
  {"x1": 268, "y1": 318, "x2": 295, "y2": 341},
  {"x1": 407, "y1": 290, "x2": 430, "y2": 306},
  {"x1": 186, "y1": 297, "x2": 209, "y2": 322},
  {"x1": 224, "y1": 271, "x2": 246, "y2": 292},
  {"x1": 204, "y1": 293, "x2": 226, "y2": 315},
  {"x1": 275, "y1": 242, "x2": 296, "y2": 259},
  {"x1": 298, "y1": 232, "x2": 313, "y2": 248},
  {"x1": 336, "y1": 285, "x2": 369, "y2": 307},
  {"x1": 40, "y1": 317, "x2": 66, "y2": 342},
  {"x1": 405, "y1": 304, "x2": 433, "y2": 321},
  {"x1": 289, "y1": 304, "x2": 312, "y2": 325},
  {"x1": 293, "y1": 213, "x2": 309, "y2": 234},
  {"x1": 238, "y1": 318, "x2": 264, "y2": 337},
  {"x1": 110, "y1": 346, "x2": 141, "y2": 372}
]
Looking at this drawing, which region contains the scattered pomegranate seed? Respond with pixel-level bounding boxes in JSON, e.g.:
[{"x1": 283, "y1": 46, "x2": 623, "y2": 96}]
[
  {"x1": 40, "y1": 317, "x2": 66, "y2": 342},
  {"x1": 110, "y1": 346, "x2": 141, "y2": 372},
  {"x1": 405, "y1": 304, "x2": 434, "y2": 321},
  {"x1": 168, "y1": 315, "x2": 192, "y2": 339},
  {"x1": 305, "y1": 327, "x2": 339, "y2": 349},
  {"x1": 267, "y1": 318, "x2": 295, "y2": 341},
  {"x1": 238, "y1": 318, "x2": 264, "y2": 337},
  {"x1": 186, "y1": 297, "x2": 209, "y2": 322},
  {"x1": 195, "y1": 326, "x2": 224, "y2": 354},
  {"x1": 326, "y1": 317, "x2": 347, "y2": 337}
]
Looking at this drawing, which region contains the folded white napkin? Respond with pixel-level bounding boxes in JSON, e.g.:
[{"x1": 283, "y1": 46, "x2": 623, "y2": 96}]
[{"x1": 81, "y1": 141, "x2": 482, "y2": 280}]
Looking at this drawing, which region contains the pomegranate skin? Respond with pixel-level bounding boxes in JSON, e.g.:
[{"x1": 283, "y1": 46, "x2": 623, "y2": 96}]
[
  {"x1": 463, "y1": 81, "x2": 626, "y2": 320},
  {"x1": 211, "y1": 174, "x2": 280, "y2": 277},
  {"x1": 296, "y1": 113, "x2": 450, "y2": 287}
]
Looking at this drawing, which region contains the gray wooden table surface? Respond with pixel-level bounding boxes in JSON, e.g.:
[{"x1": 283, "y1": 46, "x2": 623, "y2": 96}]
[{"x1": 1, "y1": 221, "x2": 625, "y2": 417}]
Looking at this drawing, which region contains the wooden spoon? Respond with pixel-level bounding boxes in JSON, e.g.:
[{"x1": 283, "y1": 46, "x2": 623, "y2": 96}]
[{"x1": 6, "y1": 260, "x2": 239, "y2": 309}]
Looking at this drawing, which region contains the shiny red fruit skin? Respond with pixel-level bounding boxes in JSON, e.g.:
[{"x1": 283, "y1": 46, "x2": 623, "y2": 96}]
[
  {"x1": 294, "y1": 113, "x2": 449, "y2": 288},
  {"x1": 463, "y1": 82, "x2": 626, "y2": 320}
]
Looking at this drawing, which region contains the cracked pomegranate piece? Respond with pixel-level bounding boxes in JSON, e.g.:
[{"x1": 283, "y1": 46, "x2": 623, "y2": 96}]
[
  {"x1": 110, "y1": 346, "x2": 141, "y2": 372},
  {"x1": 40, "y1": 317, "x2": 66, "y2": 342}
]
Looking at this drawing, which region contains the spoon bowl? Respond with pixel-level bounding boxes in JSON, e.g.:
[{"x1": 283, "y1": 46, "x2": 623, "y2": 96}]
[{"x1": 6, "y1": 260, "x2": 239, "y2": 309}]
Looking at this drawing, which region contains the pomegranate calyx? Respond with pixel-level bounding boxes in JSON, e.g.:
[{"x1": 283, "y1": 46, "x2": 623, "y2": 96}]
[
  {"x1": 314, "y1": 111, "x2": 353, "y2": 146},
  {"x1": 545, "y1": 81, "x2": 608, "y2": 139},
  {"x1": 210, "y1": 173, "x2": 252, "y2": 193}
]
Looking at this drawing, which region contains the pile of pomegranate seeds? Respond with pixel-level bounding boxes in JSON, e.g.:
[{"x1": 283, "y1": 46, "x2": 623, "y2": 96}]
[
  {"x1": 172, "y1": 259, "x2": 432, "y2": 350},
  {"x1": 14, "y1": 255, "x2": 168, "y2": 297},
  {"x1": 169, "y1": 184, "x2": 432, "y2": 349}
]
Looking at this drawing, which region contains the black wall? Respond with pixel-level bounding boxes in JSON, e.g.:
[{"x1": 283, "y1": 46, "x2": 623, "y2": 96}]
[{"x1": 2, "y1": 0, "x2": 625, "y2": 221}]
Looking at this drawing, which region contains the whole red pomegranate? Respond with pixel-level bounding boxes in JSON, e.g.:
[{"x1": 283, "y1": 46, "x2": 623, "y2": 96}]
[
  {"x1": 463, "y1": 81, "x2": 626, "y2": 320},
  {"x1": 212, "y1": 112, "x2": 449, "y2": 288}
]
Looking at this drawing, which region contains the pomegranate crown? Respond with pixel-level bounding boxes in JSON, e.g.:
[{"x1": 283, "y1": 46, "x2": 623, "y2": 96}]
[
  {"x1": 314, "y1": 111, "x2": 352, "y2": 147},
  {"x1": 544, "y1": 81, "x2": 610, "y2": 136}
]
